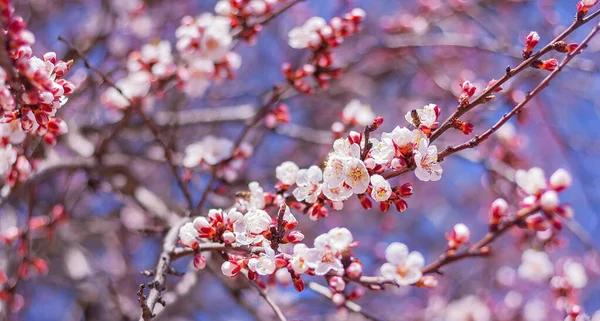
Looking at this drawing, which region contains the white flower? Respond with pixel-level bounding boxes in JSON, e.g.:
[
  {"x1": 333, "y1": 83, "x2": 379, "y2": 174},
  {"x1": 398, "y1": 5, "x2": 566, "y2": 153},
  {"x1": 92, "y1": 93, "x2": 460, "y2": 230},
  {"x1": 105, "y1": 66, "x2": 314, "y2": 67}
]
[
  {"x1": 179, "y1": 58, "x2": 215, "y2": 98},
  {"x1": 248, "y1": 181, "x2": 265, "y2": 210},
  {"x1": 389, "y1": 126, "x2": 419, "y2": 148},
  {"x1": 137, "y1": 40, "x2": 174, "y2": 77},
  {"x1": 248, "y1": 245, "x2": 277, "y2": 275},
  {"x1": 0, "y1": 121, "x2": 26, "y2": 145},
  {"x1": 288, "y1": 17, "x2": 326, "y2": 49},
  {"x1": 515, "y1": 167, "x2": 547, "y2": 195},
  {"x1": 243, "y1": 209, "x2": 271, "y2": 235},
  {"x1": 293, "y1": 166, "x2": 323, "y2": 203},
  {"x1": 518, "y1": 249, "x2": 553, "y2": 283},
  {"x1": 179, "y1": 222, "x2": 199, "y2": 248},
  {"x1": 540, "y1": 190, "x2": 559, "y2": 212},
  {"x1": 380, "y1": 242, "x2": 424, "y2": 285},
  {"x1": 550, "y1": 168, "x2": 572, "y2": 191},
  {"x1": 215, "y1": 1, "x2": 232, "y2": 16},
  {"x1": 445, "y1": 295, "x2": 491, "y2": 321},
  {"x1": 405, "y1": 103, "x2": 438, "y2": 128},
  {"x1": 369, "y1": 136, "x2": 395, "y2": 165},
  {"x1": 176, "y1": 13, "x2": 232, "y2": 62},
  {"x1": 102, "y1": 71, "x2": 152, "y2": 109},
  {"x1": 201, "y1": 21, "x2": 233, "y2": 61},
  {"x1": 370, "y1": 175, "x2": 391, "y2": 202},
  {"x1": 414, "y1": 139, "x2": 442, "y2": 182},
  {"x1": 276, "y1": 161, "x2": 299, "y2": 185},
  {"x1": 323, "y1": 156, "x2": 347, "y2": 188},
  {"x1": 290, "y1": 243, "x2": 310, "y2": 274},
  {"x1": 182, "y1": 135, "x2": 234, "y2": 167},
  {"x1": 0, "y1": 144, "x2": 17, "y2": 174},
  {"x1": 322, "y1": 182, "x2": 353, "y2": 202},
  {"x1": 344, "y1": 158, "x2": 369, "y2": 194},
  {"x1": 563, "y1": 259, "x2": 587, "y2": 289},
  {"x1": 342, "y1": 100, "x2": 375, "y2": 126},
  {"x1": 304, "y1": 227, "x2": 353, "y2": 275}
]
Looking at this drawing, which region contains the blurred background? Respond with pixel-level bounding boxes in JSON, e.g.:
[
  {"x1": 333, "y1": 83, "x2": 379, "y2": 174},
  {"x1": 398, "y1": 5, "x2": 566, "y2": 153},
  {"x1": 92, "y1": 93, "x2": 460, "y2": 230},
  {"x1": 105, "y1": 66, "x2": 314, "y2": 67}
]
[{"x1": 2, "y1": 0, "x2": 600, "y2": 320}]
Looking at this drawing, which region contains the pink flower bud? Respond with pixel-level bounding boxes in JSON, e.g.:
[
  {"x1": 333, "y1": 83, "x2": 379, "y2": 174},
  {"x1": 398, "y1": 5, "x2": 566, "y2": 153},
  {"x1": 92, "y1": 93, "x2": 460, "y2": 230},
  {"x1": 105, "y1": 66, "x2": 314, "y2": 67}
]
[
  {"x1": 390, "y1": 157, "x2": 406, "y2": 170},
  {"x1": 491, "y1": 198, "x2": 508, "y2": 220},
  {"x1": 194, "y1": 254, "x2": 207, "y2": 269},
  {"x1": 293, "y1": 277, "x2": 305, "y2": 292},
  {"x1": 358, "y1": 194, "x2": 372, "y2": 210},
  {"x1": 397, "y1": 183, "x2": 413, "y2": 198},
  {"x1": 31, "y1": 258, "x2": 49, "y2": 275},
  {"x1": 539, "y1": 58, "x2": 558, "y2": 71},
  {"x1": 447, "y1": 223, "x2": 470, "y2": 249},
  {"x1": 346, "y1": 262, "x2": 363, "y2": 279},
  {"x1": 556, "y1": 205, "x2": 574, "y2": 219},
  {"x1": 371, "y1": 116, "x2": 384, "y2": 129},
  {"x1": 524, "y1": 31, "x2": 540, "y2": 57},
  {"x1": 540, "y1": 190, "x2": 559, "y2": 212},
  {"x1": 332, "y1": 293, "x2": 346, "y2": 306},
  {"x1": 393, "y1": 198, "x2": 408, "y2": 212},
  {"x1": 221, "y1": 261, "x2": 241, "y2": 277},
  {"x1": 282, "y1": 230, "x2": 304, "y2": 243},
  {"x1": 417, "y1": 275, "x2": 438, "y2": 288},
  {"x1": 329, "y1": 276, "x2": 346, "y2": 292},
  {"x1": 347, "y1": 131, "x2": 362, "y2": 144},
  {"x1": 222, "y1": 231, "x2": 236, "y2": 244},
  {"x1": 526, "y1": 215, "x2": 549, "y2": 231},
  {"x1": 550, "y1": 168, "x2": 572, "y2": 191}
]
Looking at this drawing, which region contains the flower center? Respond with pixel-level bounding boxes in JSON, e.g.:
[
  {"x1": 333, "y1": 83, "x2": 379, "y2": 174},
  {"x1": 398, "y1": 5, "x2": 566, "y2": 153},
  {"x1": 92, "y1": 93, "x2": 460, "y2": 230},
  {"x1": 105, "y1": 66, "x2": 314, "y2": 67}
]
[{"x1": 396, "y1": 265, "x2": 409, "y2": 277}]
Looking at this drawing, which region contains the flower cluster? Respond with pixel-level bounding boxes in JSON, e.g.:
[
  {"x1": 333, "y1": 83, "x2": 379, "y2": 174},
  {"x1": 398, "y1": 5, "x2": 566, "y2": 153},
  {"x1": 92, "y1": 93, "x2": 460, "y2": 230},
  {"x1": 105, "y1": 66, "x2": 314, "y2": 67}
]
[
  {"x1": 380, "y1": 242, "x2": 425, "y2": 286},
  {"x1": 182, "y1": 135, "x2": 253, "y2": 182},
  {"x1": 514, "y1": 167, "x2": 573, "y2": 230},
  {"x1": 341, "y1": 100, "x2": 375, "y2": 127},
  {"x1": 271, "y1": 103, "x2": 445, "y2": 219},
  {"x1": 0, "y1": 2, "x2": 73, "y2": 147},
  {"x1": 103, "y1": 41, "x2": 176, "y2": 109},
  {"x1": 179, "y1": 202, "x2": 367, "y2": 292},
  {"x1": 283, "y1": 9, "x2": 366, "y2": 92},
  {"x1": 176, "y1": 13, "x2": 241, "y2": 97},
  {"x1": 215, "y1": 0, "x2": 296, "y2": 43}
]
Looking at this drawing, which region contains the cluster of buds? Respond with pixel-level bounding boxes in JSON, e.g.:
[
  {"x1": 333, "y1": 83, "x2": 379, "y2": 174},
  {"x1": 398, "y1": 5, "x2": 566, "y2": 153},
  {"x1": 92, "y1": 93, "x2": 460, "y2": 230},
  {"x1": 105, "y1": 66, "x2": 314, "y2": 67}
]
[
  {"x1": 451, "y1": 118, "x2": 474, "y2": 135},
  {"x1": 284, "y1": 9, "x2": 366, "y2": 91},
  {"x1": 446, "y1": 223, "x2": 471, "y2": 250},
  {"x1": 3, "y1": 154, "x2": 32, "y2": 193},
  {"x1": 264, "y1": 103, "x2": 290, "y2": 128},
  {"x1": 175, "y1": 13, "x2": 241, "y2": 97},
  {"x1": 514, "y1": 168, "x2": 573, "y2": 231},
  {"x1": 523, "y1": 31, "x2": 540, "y2": 59},
  {"x1": 362, "y1": 180, "x2": 413, "y2": 213},
  {"x1": 215, "y1": 0, "x2": 294, "y2": 44},
  {"x1": 458, "y1": 80, "x2": 476, "y2": 106},
  {"x1": 0, "y1": 1, "x2": 74, "y2": 147},
  {"x1": 532, "y1": 58, "x2": 559, "y2": 72},
  {"x1": 328, "y1": 276, "x2": 365, "y2": 309},
  {"x1": 577, "y1": 0, "x2": 599, "y2": 18}
]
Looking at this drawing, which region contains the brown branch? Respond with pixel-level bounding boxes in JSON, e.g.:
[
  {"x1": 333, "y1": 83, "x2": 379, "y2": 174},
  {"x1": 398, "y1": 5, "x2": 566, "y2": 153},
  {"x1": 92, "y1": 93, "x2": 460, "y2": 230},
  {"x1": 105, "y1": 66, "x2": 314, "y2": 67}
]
[
  {"x1": 429, "y1": 9, "x2": 600, "y2": 143},
  {"x1": 436, "y1": 21, "x2": 600, "y2": 161},
  {"x1": 421, "y1": 205, "x2": 541, "y2": 274},
  {"x1": 139, "y1": 218, "x2": 190, "y2": 321}
]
